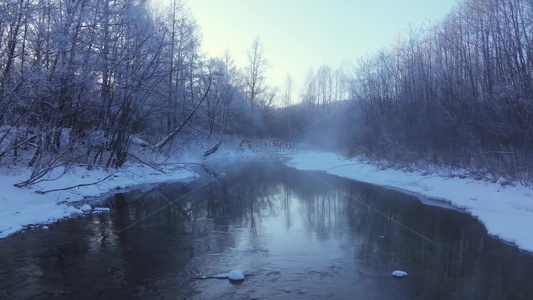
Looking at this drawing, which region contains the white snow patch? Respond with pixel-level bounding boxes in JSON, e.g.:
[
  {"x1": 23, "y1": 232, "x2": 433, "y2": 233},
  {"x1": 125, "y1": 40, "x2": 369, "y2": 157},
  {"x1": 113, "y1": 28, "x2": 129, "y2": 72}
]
[
  {"x1": 212, "y1": 273, "x2": 229, "y2": 279},
  {"x1": 392, "y1": 270, "x2": 408, "y2": 277},
  {"x1": 93, "y1": 207, "x2": 110, "y2": 212},
  {"x1": 286, "y1": 151, "x2": 533, "y2": 253},
  {"x1": 80, "y1": 204, "x2": 92, "y2": 212},
  {"x1": 41, "y1": 225, "x2": 49, "y2": 230},
  {"x1": 228, "y1": 270, "x2": 245, "y2": 281},
  {"x1": 131, "y1": 137, "x2": 150, "y2": 148},
  {"x1": 208, "y1": 270, "x2": 244, "y2": 280}
]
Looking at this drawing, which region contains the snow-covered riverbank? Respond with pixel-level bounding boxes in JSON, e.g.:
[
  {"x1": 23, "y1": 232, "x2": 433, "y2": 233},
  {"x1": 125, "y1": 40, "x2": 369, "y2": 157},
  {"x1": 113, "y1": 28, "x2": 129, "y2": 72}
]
[
  {"x1": 0, "y1": 163, "x2": 198, "y2": 238},
  {"x1": 3, "y1": 148, "x2": 533, "y2": 254},
  {"x1": 285, "y1": 151, "x2": 533, "y2": 253}
]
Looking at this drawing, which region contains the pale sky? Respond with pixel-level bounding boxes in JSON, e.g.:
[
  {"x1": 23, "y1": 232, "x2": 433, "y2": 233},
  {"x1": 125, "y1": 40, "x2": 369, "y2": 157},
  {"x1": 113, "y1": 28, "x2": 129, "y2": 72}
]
[{"x1": 186, "y1": 0, "x2": 458, "y2": 99}]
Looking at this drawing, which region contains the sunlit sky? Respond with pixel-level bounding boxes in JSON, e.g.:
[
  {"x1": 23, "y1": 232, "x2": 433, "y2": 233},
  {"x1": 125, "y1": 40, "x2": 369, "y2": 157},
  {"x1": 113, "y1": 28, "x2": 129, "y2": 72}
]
[{"x1": 186, "y1": 0, "x2": 458, "y2": 99}]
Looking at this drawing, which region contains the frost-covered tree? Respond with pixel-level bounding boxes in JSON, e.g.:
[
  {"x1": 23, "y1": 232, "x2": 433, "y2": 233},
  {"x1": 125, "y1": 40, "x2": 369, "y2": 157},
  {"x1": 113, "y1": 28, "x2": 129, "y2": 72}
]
[
  {"x1": 0, "y1": 0, "x2": 259, "y2": 185},
  {"x1": 339, "y1": 0, "x2": 533, "y2": 182},
  {"x1": 244, "y1": 37, "x2": 269, "y2": 114}
]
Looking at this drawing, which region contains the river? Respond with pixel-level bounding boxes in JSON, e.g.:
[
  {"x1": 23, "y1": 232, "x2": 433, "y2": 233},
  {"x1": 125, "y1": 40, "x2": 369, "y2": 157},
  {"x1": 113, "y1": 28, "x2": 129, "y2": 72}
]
[{"x1": 1, "y1": 162, "x2": 532, "y2": 299}]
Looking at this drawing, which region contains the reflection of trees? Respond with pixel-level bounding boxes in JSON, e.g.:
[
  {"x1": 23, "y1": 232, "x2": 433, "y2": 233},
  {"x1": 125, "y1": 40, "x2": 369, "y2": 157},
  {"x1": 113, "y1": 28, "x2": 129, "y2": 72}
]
[
  {"x1": 282, "y1": 186, "x2": 292, "y2": 229},
  {"x1": 295, "y1": 191, "x2": 345, "y2": 242},
  {"x1": 216, "y1": 166, "x2": 533, "y2": 300},
  {"x1": 334, "y1": 179, "x2": 533, "y2": 300},
  {"x1": 201, "y1": 164, "x2": 280, "y2": 234},
  {"x1": 3, "y1": 164, "x2": 533, "y2": 299}
]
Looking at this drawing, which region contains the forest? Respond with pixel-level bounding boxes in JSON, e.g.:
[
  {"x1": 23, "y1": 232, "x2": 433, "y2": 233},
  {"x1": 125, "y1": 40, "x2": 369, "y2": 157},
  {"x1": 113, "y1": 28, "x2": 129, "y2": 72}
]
[
  {"x1": 0, "y1": 0, "x2": 274, "y2": 186},
  {"x1": 2, "y1": 0, "x2": 533, "y2": 184},
  {"x1": 298, "y1": 0, "x2": 533, "y2": 184},
  {"x1": 344, "y1": 0, "x2": 533, "y2": 183}
]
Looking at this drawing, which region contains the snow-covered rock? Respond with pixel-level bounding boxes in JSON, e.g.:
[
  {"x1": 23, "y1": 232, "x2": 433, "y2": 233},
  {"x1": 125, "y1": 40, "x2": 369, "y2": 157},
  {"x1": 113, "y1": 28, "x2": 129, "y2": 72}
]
[
  {"x1": 392, "y1": 270, "x2": 408, "y2": 278},
  {"x1": 80, "y1": 204, "x2": 92, "y2": 212},
  {"x1": 228, "y1": 270, "x2": 245, "y2": 281},
  {"x1": 93, "y1": 207, "x2": 110, "y2": 212},
  {"x1": 41, "y1": 225, "x2": 49, "y2": 230}
]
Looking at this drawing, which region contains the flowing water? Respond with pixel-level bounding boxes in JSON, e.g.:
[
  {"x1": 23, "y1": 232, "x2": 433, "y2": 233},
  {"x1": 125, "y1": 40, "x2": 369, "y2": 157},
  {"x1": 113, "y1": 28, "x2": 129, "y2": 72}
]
[{"x1": 1, "y1": 162, "x2": 532, "y2": 300}]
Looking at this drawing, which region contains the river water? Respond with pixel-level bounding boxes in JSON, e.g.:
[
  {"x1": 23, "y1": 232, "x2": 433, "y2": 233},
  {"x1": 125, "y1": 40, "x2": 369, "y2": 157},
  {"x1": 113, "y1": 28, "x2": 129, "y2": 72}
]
[{"x1": 1, "y1": 162, "x2": 532, "y2": 299}]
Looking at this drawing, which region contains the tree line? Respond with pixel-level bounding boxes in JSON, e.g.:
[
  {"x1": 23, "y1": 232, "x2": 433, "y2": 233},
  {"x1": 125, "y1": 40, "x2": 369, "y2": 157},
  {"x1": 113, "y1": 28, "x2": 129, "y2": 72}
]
[
  {"x1": 267, "y1": 0, "x2": 533, "y2": 183},
  {"x1": 341, "y1": 0, "x2": 533, "y2": 183},
  {"x1": 0, "y1": 0, "x2": 278, "y2": 185},
  {"x1": 3, "y1": 0, "x2": 530, "y2": 185}
]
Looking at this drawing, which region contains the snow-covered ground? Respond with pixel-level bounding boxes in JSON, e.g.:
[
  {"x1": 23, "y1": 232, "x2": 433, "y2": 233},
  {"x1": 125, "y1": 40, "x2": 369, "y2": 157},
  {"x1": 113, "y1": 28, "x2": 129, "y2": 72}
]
[
  {"x1": 0, "y1": 135, "x2": 241, "y2": 239},
  {"x1": 285, "y1": 151, "x2": 533, "y2": 253},
  {"x1": 0, "y1": 162, "x2": 198, "y2": 239}
]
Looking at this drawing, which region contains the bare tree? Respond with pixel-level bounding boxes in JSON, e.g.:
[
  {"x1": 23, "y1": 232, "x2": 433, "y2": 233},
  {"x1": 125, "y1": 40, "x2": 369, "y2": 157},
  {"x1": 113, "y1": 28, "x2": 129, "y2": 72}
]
[
  {"x1": 316, "y1": 64, "x2": 333, "y2": 112},
  {"x1": 300, "y1": 68, "x2": 317, "y2": 109},
  {"x1": 283, "y1": 74, "x2": 293, "y2": 138},
  {"x1": 244, "y1": 37, "x2": 269, "y2": 114}
]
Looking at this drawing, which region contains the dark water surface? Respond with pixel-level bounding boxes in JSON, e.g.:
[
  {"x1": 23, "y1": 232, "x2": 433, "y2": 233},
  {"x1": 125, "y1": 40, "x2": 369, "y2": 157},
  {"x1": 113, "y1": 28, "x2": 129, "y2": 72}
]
[{"x1": 1, "y1": 163, "x2": 533, "y2": 300}]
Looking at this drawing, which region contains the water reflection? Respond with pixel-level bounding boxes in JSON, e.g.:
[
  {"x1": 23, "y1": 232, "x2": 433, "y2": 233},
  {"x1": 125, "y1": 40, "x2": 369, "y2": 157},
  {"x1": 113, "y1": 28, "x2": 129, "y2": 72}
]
[{"x1": 0, "y1": 162, "x2": 532, "y2": 299}]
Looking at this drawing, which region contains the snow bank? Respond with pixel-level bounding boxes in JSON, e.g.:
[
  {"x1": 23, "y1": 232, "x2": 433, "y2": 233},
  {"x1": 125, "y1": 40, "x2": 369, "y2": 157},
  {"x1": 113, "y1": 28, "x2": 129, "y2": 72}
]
[
  {"x1": 286, "y1": 151, "x2": 533, "y2": 253},
  {"x1": 0, "y1": 163, "x2": 198, "y2": 239},
  {"x1": 94, "y1": 207, "x2": 110, "y2": 212}
]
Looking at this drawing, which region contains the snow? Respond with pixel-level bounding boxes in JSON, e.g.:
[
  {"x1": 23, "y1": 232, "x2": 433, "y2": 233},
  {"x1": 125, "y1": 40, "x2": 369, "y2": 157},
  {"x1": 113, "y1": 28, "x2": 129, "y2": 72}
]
[
  {"x1": 131, "y1": 137, "x2": 150, "y2": 148},
  {"x1": 392, "y1": 270, "x2": 408, "y2": 277},
  {"x1": 80, "y1": 204, "x2": 92, "y2": 212},
  {"x1": 0, "y1": 163, "x2": 198, "y2": 239},
  {"x1": 93, "y1": 207, "x2": 110, "y2": 212},
  {"x1": 285, "y1": 151, "x2": 533, "y2": 253},
  {"x1": 228, "y1": 270, "x2": 245, "y2": 281},
  {"x1": 41, "y1": 225, "x2": 49, "y2": 230},
  {"x1": 206, "y1": 270, "x2": 244, "y2": 280}
]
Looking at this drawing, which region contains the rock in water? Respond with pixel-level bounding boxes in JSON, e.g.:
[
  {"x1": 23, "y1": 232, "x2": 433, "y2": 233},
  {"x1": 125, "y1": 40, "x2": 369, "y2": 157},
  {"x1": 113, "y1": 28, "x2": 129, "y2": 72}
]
[
  {"x1": 392, "y1": 270, "x2": 408, "y2": 278},
  {"x1": 81, "y1": 204, "x2": 92, "y2": 212},
  {"x1": 228, "y1": 270, "x2": 245, "y2": 281}
]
